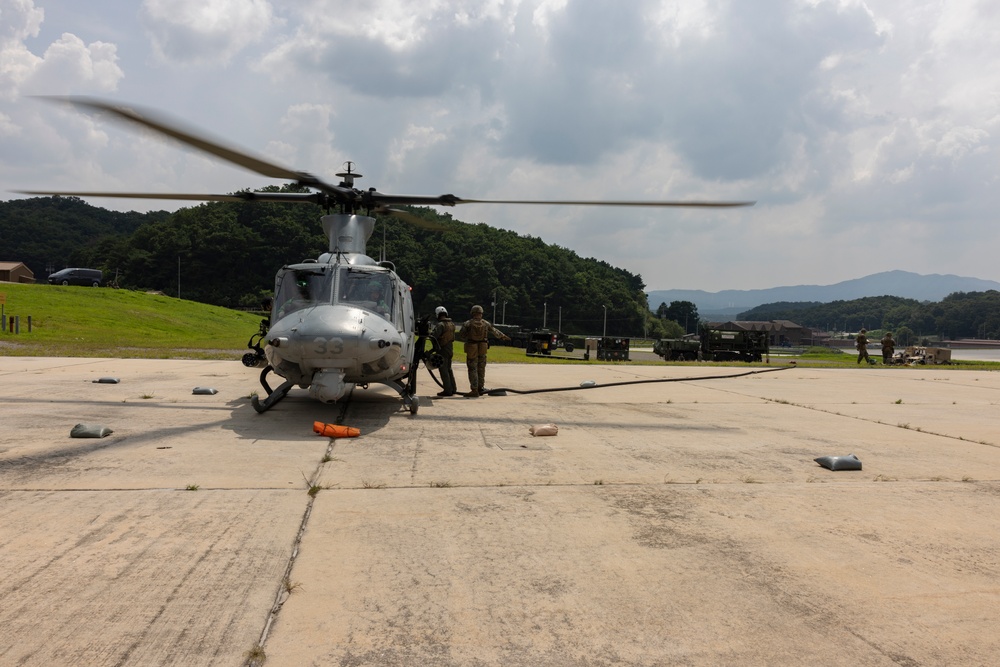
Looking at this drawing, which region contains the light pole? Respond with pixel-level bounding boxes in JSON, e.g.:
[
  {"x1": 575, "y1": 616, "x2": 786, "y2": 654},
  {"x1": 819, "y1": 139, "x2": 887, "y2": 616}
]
[
  {"x1": 558, "y1": 306, "x2": 562, "y2": 333},
  {"x1": 602, "y1": 305, "x2": 607, "y2": 338},
  {"x1": 502, "y1": 301, "x2": 507, "y2": 324},
  {"x1": 491, "y1": 288, "x2": 498, "y2": 323},
  {"x1": 543, "y1": 301, "x2": 547, "y2": 329}
]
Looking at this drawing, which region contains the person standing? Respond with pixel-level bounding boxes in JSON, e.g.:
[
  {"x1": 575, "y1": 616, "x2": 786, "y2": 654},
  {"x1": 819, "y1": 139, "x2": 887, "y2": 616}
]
[
  {"x1": 457, "y1": 304, "x2": 510, "y2": 397},
  {"x1": 431, "y1": 306, "x2": 457, "y2": 397},
  {"x1": 881, "y1": 331, "x2": 895, "y2": 365},
  {"x1": 856, "y1": 328, "x2": 871, "y2": 365}
]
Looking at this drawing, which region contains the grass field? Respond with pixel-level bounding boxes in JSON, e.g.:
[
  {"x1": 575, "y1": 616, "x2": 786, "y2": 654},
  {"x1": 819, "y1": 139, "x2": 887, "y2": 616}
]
[
  {"x1": 0, "y1": 283, "x2": 263, "y2": 359},
  {"x1": 2, "y1": 283, "x2": 997, "y2": 370}
]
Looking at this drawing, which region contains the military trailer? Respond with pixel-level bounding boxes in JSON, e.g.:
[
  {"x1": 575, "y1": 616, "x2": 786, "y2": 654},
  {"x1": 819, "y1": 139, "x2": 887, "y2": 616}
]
[
  {"x1": 493, "y1": 324, "x2": 530, "y2": 347},
  {"x1": 525, "y1": 329, "x2": 574, "y2": 355},
  {"x1": 654, "y1": 327, "x2": 768, "y2": 362},
  {"x1": 700, "y1": 327, "x2": 768, "y2": 362},
  {"x1": 597, "y1": 337, "x2": 630, "y2": 361},
  {"x1": 653, "y1": 337, "x2": 701, "y2": 361}
]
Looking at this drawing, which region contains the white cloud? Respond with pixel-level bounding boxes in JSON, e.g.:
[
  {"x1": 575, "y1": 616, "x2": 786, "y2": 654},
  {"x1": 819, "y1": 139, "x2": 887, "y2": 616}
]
[
  {"x1": 273, "y1": 102, "x2": 342, "y2": 175},
  {"x1": 140, "y1": 0, "x2": 274, "y2": 64},
  {"x1": 387, "y1": 124, "x2": 447, "y2": 170},
  {"x1": 0, "y1": 111, "x2": 17, "y2": 137},
  {"x1": 0, "y1": 0, "x2": 44, "y2": 41},
  {"x1": 5, "y1": 0, "x2": 1000, "y2": 291},
  {"x1": 0, "y1": 0, "x2": 123, "y2": 98},
  {"x1": 24, "y1": 33, "x2": 122, "y2": 93},
  {"x1": 0, "y1": 0, "x2": 45, "y2": 97}
]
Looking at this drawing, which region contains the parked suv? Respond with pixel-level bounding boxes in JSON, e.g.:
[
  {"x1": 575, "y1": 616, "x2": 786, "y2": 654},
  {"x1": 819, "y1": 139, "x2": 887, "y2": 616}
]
[{"x1": 48, "y1": 268, "x2": 103, "y2": 287}]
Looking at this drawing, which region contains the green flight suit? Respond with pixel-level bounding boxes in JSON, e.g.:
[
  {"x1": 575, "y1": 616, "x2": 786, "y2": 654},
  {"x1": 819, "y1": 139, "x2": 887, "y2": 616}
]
[{"x1": 457, "y1": 316, "x2": 509, "y2": 394}]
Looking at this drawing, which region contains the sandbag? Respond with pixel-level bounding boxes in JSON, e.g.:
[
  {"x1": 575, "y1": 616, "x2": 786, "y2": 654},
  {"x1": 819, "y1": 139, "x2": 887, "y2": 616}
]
[
  {"x1": 529, "y1": 423, "x2": 559, "y2": 437},
  {"x1": 814, "y1": 454, "x2": 862, "y2": 471},
  {"x1": 192, "y1": 387, "x2": 218, "y2": 395},
  {"x1": 71, "y1": 423, "x2": 114, "y2": 438}
]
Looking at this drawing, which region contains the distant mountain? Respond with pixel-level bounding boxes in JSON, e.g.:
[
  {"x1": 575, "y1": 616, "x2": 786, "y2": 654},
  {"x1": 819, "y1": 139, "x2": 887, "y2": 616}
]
[{"x1": 647, "y1": 271, "x2": 1000, "y2": 320}]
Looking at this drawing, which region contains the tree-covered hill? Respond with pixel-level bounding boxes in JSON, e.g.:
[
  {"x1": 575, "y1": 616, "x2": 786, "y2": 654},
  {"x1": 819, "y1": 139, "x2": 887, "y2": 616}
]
[
  {"x1": 1, "y1": 195, "x2": 651, "y2": 336},
  {"x1": 740, "y1": 296, "x2": 923, "y2": 331},
  {"x1": 740, "y1": 291, "x2": 1000, "y2": 340},
  {"x1": 0, "y1": 196, "x2": 169, "y2": 278}
]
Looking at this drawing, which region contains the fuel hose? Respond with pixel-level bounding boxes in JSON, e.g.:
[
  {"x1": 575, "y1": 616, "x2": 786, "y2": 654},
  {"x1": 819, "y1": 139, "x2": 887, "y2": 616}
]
[{"x1": 486, "y1": 364, "x2": 797, "y2": 396}]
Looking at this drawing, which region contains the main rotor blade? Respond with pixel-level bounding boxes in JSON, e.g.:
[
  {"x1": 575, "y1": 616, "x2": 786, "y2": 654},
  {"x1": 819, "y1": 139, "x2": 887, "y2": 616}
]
[
  {"x1": 373, "y1": 206, "x2": 450, "y2": 231},
  {"x1": 41, "y1": 96, "x2": 325, "y2": 188},
  {"x1": 16, "y1": 190, "x2": 327, "y2": 205},
  {"x1": 370, "y1": 193, "x2": 755, "y2": 208},
  {"x1": 452, "y1": 197, "x2": 756, "y2": 208},
  {"x1": 17, "y1": 190, "x2": 245, "y2": 202}
]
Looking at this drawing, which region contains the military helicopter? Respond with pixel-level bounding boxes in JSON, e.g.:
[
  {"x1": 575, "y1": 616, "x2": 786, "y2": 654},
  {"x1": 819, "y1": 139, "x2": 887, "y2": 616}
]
[{"x1": 20, "y1": 97, "x2": 754, "y2": 415}]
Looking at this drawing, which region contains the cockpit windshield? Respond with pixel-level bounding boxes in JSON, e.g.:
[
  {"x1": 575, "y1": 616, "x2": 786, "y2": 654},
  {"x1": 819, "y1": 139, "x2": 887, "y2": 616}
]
[
  {"x1": 273, "y1": 267, "x2": 333, "y2": 319},
  {"x1": 337, "y1": 267, "x2": 395, "y2": 319},
  {"x1": 272, "y1": 265, "x2": 398, "y2": 324}
]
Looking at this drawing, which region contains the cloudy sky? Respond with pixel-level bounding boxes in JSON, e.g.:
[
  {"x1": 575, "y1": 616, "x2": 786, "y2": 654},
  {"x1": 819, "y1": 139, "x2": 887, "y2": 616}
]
[{"x1": 2, "y1": 0, "x2": 998, "y2": 292}]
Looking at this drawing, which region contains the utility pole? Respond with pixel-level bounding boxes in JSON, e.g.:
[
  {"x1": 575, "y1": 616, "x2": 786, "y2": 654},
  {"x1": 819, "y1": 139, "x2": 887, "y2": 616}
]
[{"x1": 603, "y1": 305, "x2": 607, "y2": 338}]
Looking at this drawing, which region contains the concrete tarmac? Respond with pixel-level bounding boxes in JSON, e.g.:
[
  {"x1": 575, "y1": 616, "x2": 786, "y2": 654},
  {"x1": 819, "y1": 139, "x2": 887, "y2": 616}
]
[{"x1": 2, "y1": 357, "x2": 1000, "y2": 666}]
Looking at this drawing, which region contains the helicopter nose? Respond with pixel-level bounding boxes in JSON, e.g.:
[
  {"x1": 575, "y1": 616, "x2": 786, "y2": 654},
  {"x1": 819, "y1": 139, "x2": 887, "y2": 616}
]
[{"x1": 286, "y1": 306, "x2": 402, "y2": 366}]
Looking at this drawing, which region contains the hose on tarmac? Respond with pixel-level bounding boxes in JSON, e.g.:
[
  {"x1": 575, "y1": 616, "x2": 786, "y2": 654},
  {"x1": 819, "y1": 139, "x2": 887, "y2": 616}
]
[{"x1": 486, "y1": 364, "x2": 797, "y2": 396}]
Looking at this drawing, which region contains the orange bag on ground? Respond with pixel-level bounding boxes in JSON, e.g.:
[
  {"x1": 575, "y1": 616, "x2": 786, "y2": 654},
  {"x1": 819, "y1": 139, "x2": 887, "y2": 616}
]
[{"x1": 313, "y1": 422, "x2": 360, "y2": 438}]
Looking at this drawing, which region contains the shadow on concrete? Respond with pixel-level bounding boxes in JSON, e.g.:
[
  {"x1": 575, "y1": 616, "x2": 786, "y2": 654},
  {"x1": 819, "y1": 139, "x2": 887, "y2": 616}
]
[{"x1": 223, "y1": 385, "x2": 416, "y2": 442}]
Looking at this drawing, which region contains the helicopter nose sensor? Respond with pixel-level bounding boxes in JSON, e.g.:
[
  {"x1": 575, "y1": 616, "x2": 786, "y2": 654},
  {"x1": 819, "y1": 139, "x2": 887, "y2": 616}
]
[{"x1": 310, "y1": 369, "x2": 348, "y2": 403}]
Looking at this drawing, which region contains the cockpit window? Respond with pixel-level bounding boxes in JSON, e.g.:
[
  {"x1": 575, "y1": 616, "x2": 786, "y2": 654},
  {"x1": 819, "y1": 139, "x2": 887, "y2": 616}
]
[
  {"x1": 273, "y1": 268, "x2": 332, "y2": 319},
  {"x1": 337, "y1": 268, "x2": 395, "y2": 320}
]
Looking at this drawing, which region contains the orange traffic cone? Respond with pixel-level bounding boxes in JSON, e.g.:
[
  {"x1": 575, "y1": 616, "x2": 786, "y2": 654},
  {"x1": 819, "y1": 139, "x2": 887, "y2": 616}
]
[{"x1": 313, "y1": 421, "x2": 360, "y2": 438}]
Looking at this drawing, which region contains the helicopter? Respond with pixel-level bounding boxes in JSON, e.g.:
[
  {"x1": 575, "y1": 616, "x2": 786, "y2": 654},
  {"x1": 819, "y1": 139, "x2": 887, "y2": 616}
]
[{"x1": 19, "y1": 97, "x2": 754, "y2": 415}]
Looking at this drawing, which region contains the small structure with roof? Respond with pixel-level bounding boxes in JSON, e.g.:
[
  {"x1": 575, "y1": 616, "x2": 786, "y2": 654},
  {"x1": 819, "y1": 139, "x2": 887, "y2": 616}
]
[{"x1": 0, "y1": 262, "x2": 35, "y2": 284}]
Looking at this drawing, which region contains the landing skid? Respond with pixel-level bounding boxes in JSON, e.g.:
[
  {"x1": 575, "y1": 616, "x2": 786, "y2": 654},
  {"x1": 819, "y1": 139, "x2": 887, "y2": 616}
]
[
  {"x1": 252, "y1": 365, "x2": 295, "y2": 414},
  {"x1": 381, "y1": 379, "x2": 419, "y2": 415}
]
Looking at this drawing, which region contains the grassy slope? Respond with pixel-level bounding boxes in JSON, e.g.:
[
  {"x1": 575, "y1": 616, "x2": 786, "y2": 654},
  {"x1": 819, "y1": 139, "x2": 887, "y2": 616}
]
[{"x1": 0, "y1": 283, "x2": 263, "y2": 359}]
